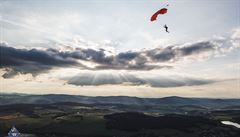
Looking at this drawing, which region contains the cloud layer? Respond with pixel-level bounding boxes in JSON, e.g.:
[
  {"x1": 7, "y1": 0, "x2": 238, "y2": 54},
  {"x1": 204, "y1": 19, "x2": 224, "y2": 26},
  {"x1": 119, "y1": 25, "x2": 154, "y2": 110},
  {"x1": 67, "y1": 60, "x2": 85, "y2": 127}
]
[
  {"x1": 2, "y1": 26, "x2": 240, "y2": 79},
  {"x1": 1, "y1": 28, "x2": 238, "y2": 88},
  {"x1": 0, "y1": 42, "x2": 81, "y2": 78},
  {"x1": 0, "y1": 40, "x2": 221, "y2": 78},
  {"x1": 66, "y1": 72, "x2": 216, "y2": 87}
]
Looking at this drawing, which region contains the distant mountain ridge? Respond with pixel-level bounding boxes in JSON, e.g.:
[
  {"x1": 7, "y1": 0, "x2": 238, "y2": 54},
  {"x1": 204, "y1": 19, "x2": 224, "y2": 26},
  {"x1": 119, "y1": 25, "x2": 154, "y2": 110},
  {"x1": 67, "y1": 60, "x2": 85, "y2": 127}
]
[{"x1": 0, "y1": 93, "x2": 240, "y2": 108}]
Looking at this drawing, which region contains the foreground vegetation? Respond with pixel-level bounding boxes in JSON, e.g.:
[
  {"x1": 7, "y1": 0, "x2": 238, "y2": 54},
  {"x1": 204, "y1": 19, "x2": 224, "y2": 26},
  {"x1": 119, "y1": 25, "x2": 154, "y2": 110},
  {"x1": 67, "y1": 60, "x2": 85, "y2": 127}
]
[{"x1": 0, "y1": 102, "x2": 239, "y2": 137}]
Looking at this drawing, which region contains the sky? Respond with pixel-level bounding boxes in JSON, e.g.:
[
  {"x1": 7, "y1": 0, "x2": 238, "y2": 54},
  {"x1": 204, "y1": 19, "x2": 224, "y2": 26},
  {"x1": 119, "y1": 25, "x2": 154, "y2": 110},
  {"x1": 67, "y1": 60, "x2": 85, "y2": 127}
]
[{"x1": 0, "y1": 0, "x2": 239, "y2": 98}]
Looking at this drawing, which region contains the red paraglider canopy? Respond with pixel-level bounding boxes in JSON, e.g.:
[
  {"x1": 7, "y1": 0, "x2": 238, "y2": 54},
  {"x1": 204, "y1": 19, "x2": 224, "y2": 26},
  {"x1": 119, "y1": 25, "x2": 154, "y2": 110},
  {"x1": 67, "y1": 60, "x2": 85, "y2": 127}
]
[{"x1": 150, "y1": 8, "x2": 168, "y2": 21}]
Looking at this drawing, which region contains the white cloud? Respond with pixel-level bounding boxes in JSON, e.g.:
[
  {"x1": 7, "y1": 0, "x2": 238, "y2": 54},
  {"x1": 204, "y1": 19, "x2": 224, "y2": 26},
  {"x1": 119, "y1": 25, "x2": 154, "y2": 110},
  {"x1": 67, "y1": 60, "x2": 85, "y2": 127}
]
[{"x1": 231, "y1": 27, "x2": 240, "y2": 49}]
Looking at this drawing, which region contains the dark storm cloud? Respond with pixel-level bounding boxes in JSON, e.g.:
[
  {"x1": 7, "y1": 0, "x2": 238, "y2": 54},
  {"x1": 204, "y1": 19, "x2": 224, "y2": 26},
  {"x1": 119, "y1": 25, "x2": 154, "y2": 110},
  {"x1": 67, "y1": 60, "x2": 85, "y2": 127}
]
[
  {"x1": 55, "y1": 41, "x2": 216, "y2": 70},
  {"x1": 66, "y1": 73, "x2": 216, "y2": 87},
  {"x1": 2, "y1": 68, "x2": 18, "y2": 78},
  {"x1": 146, "y1": 41, "x2": 216, "y2": 62},
  {"x1": 53, "y1": 48, "x2": 114, "y2": 65},
  {"x1": 0, "y1": 43, "x2": 81, "y2": 77},
  {"x1": 179, "y1": 41, "x2": 215, "y2": 56},
  {"x1": 146, "y1": 46, "x2": 176, "y2": 62},
  {"x1": 117, "y1": 52, "x2": 139, "y2": 60},
  {"x1": 0, "y1": 40, "x2": 217, "y2": 78}
]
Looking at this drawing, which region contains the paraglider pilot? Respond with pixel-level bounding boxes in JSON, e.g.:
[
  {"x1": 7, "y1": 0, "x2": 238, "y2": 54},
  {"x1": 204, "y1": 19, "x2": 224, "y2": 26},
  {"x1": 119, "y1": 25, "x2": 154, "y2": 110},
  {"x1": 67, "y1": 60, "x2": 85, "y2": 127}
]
[{"x1": 164, "y1": 24, "x2": 169, "y2": 33}]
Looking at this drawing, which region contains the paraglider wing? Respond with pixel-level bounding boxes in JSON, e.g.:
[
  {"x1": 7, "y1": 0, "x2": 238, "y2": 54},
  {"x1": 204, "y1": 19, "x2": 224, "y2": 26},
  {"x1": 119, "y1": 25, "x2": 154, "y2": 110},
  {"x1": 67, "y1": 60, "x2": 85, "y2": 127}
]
[{"x1": 150, "y1": 8, "x2": 168, "y2": 21}]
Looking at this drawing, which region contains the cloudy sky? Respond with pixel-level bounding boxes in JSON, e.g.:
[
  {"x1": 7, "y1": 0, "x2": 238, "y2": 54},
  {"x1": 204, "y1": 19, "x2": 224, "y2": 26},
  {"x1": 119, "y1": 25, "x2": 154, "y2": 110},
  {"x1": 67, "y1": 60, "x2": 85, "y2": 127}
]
[{"x1": 0, "y1": 0, "x2": 239, "y2": 98}]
